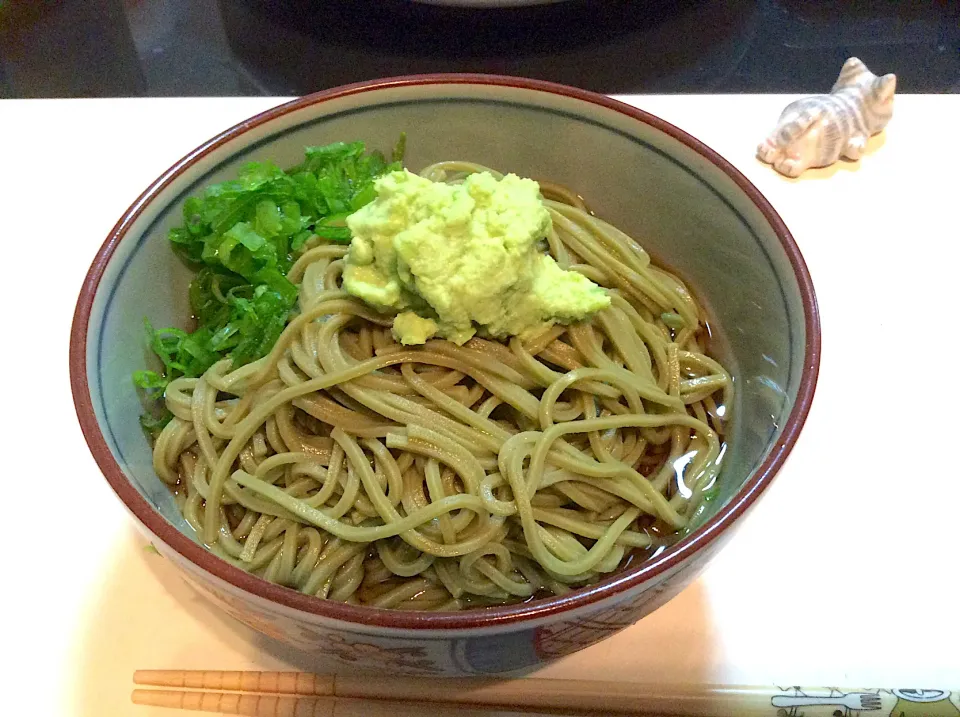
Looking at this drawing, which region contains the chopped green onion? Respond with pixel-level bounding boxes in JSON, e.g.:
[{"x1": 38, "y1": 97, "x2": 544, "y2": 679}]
[{"x1": 133, "y1": 138, "x2": 405, "y2": 428}]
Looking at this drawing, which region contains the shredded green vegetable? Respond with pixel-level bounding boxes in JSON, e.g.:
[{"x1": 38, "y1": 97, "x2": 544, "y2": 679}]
[{"x1": 134, "y1": 138, "x2": 405, "y2": 434}]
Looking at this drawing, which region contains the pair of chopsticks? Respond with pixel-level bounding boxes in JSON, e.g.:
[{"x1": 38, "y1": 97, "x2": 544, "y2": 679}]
[
  {"x1": 134, "y1": 670, "x2": 659, "y2": 716},
  {"x1": 134, "y1": 670, "x2": 933, "y2": 717}
]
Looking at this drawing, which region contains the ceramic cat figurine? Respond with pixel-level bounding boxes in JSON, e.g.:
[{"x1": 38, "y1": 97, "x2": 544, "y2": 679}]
[{"x1": 757, "y1": 57, "x2": 896, "y2": 177}]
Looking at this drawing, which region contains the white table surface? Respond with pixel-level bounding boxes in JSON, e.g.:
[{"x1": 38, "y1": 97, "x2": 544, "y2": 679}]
[{"x1": 3, "y1": 95, "x2": 958, "y2": 717}]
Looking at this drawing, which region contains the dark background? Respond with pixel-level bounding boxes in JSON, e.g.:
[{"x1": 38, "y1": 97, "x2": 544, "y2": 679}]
[{"x1": 1, "y1": 0, "x2": 957, "y2": 98}]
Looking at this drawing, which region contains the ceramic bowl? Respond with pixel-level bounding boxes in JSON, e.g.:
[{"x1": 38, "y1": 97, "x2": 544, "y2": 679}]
[{"x1": 70, "y1": 75, "x2": 820, "y2": 675}]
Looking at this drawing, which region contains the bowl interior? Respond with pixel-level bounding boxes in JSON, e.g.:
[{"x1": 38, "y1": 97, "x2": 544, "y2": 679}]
[{"x1": 84, "y1": 79, "x2": 811, "y2": 581}]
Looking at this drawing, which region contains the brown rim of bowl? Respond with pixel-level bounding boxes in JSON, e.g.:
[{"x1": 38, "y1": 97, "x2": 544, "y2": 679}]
[{"x1": 69, "y1": 73, "x2": 820, "y2": 631}]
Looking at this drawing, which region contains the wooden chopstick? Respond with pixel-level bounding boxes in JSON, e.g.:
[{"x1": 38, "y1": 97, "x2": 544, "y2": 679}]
[
  {"x1": 131, "y1": 688, "x2": 553, "y2": 717},
  {"x1": 135, "y1": 670, "x2": 331, "y2": 695},
  {"x1": 132, "y1": 670, "x2": 788, "y2": 716}
]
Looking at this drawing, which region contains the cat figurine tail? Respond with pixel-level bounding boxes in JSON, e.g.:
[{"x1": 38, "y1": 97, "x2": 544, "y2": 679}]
[{"x1": 757, "y1": 57, "x2": 896, "y2": 177}]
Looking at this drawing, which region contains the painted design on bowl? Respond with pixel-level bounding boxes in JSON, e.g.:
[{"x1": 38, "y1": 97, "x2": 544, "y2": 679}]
[
  {"x1": 184, "y1": 566, "x2": 445, "y2": 672},
  {"x1": 184, "y1": 572, "x2": 300, "y2": 645},
  {"x1": 533, "y1": 564, "x2": 694, "y2": 660},
  {"x1": 306, "y1": 632, "x2": 436, "y2": 672}
]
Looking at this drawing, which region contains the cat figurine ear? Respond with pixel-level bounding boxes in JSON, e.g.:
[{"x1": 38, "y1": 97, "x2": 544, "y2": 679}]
[
  {"x1": 757, "y1": 57, "x2": 896, "y2": 177},
  {"x1": 832, "y1": 57, "x2": 870, "y2": 91},
  {"x1": 875, "y1": 73, "x2": 897, "y2": 99}
]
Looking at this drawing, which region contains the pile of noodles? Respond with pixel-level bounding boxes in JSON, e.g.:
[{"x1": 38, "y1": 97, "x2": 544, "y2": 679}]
[{"x1": 152, "y1": 161, "x2": 732, "y2": 611}]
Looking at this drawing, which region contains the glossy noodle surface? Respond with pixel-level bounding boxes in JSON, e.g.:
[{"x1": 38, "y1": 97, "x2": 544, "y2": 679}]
[{"x1": 151, "y1": 162, "x2": 732, "y2": 610}]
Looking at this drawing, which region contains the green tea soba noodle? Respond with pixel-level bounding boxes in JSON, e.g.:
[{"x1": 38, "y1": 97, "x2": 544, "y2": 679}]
[{"x1": 149, "y1": 161, "x2": 732, "y2": 611}]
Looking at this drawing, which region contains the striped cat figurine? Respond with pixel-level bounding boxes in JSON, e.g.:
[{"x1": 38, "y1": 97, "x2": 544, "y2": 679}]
[{"x1": 757, "y1": 57, "x2": 896, "y2": 177}]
